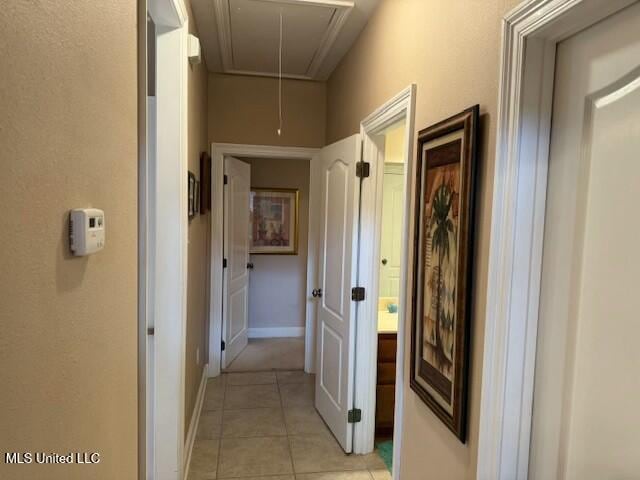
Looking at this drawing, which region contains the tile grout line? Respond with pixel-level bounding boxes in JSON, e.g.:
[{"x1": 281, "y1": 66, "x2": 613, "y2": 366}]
[
  {"x1": 215, "y1": 373, "x2": 228, "y2": 479},
  {"x1": 277, "y1": 374, "x2": 298, "y2": 478}
]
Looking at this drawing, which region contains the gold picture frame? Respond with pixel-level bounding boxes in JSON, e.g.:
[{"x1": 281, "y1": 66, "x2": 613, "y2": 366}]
[{"x1": 250, "y1": 188, "x2": 299, "y2": 255}]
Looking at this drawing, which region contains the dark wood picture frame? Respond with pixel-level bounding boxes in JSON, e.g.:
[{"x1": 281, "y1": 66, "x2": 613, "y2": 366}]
[
  {"x1": 200, "y1": 151, "x2": 211, "y2": 213},
  {"x1": 409, "y1": 105, "x2": 479, "y2": 442}
]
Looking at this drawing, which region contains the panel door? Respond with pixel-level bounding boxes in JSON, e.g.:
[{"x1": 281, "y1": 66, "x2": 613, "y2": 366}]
[
  {"x1": 223, "y1": 156, "x2": 251, "y2": 368},
  {"x1": 379, "y1": 164, "x2": 404, "y2": 298},
  {"x1": 529, "y1": 4, "x2": 640, "y2": 479},
  {"x1": 314, "y1": 134, "x2": 361, "y2": 453}
]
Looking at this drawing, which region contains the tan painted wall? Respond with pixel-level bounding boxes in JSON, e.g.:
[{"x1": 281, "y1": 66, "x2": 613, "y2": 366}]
[
  {"x1": 208, "y1": 73, "x2": 326, "y2": 148},
  {"x1": 184, "y1": 2, "x2": 211, "y2": 438},
  {"x1": 0, "y1": 2, "x2": 138, "y2": 479},
  {"x1": 325, "y1": 0, "x2": 521, "y2": 478}
]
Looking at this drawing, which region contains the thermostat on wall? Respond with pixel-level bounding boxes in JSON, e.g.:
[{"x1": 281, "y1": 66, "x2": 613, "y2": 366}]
[{"x1": 69, "y1": 208, "x2": 105, "y2": 256}]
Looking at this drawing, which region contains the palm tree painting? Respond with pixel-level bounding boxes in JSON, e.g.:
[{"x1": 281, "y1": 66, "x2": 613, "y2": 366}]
[
  {"x1": 422, "y1": 164, "x2": 460, "y2": 381},
  {"x1": 410, "y1": 105, "x2": 478, "y2": 442}
]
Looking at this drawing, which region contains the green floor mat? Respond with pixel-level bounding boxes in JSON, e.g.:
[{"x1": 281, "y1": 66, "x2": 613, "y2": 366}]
[{"x1": 375, "y1": 440, "x2": 393, "y2": 472}]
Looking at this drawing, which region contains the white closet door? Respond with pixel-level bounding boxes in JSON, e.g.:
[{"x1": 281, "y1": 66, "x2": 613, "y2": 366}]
[
  {"x1": 222, "y1": 156, "x2": 251, "y2": 368},
  {"x1": 530, "y1": 4, "x2": 640, "y2": 479},
  {"x1": 379, "y1": 164, "x2": 404, "y2": 297}
]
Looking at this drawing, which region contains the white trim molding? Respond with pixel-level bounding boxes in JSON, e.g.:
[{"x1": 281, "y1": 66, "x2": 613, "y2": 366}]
[
  {"x1": 477, "y1": 1, "x2": 636, "y2": 479},
  {"x1": 208, "y1": 143, "x2": 320, "y2": 378},
  {"x1": 353, "y1": 86, "x2": 416, "y2": 480},
  {"x1": 212, "y1": 0, "x2": 353, "y2": 80},
  {"x1": 183, "y1": 365, "x2": 208, "y2": 480},
  {"x1": 146, "y1": 0, "x2": 190, "y2": 477},
  {"x1": 248, "y1": 327, "x2": 305, "y2": 338}
]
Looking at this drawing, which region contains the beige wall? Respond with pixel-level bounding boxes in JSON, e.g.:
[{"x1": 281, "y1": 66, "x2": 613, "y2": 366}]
[
  {"x1": 0, "y1": 2, "x2": 138, "y2": 479},
  {"x1": 209, "y1": 73, "x2": 326, "y2": 148},
  {"x1": 325, "y1": 0, "x2": 520, "y2": 478},
  {"x1": 184, "y1": 2, "x2": 211, "y2": 437},
  {"x1": 245, "y1": 158, "x2": 310, "y2": 331}
]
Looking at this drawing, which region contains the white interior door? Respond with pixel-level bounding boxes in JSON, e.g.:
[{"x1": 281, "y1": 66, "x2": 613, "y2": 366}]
[
  {"x1": 379, "y1": 163, "x2": 404, "y2": 298},
  {"x1": 529, "y1": 4, "x2": 640, "y2": 479},
  {"x1": 314, "y1": 134, "x2": 361, "y2": 453},
  {"x1": 222, "y1": 156, "x2": 251, "y2": 368}
]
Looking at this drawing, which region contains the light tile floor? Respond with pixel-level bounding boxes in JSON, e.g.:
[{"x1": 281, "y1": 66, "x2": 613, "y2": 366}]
[
  {"x1": 225, "y1": 338, "x2": 305, "y2": 372},
  {"x1": 189, "y1": 370, "x2": 392, "y2": 480}
]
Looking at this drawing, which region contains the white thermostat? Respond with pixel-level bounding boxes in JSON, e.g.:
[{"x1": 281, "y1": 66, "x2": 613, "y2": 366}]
[{"x1": 69, "y1": 208, "x2": 105, "y2": 256}]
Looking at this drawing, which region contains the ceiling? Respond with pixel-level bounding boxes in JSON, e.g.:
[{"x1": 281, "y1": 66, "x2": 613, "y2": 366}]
[{"x1": 191, "y1": 0, "x2": 381, "y2": 81}]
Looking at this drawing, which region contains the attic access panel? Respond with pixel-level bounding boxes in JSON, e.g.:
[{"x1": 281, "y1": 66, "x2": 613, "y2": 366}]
[{"x1": 215, "y1": 0, "x2": 354, "y2": 79}]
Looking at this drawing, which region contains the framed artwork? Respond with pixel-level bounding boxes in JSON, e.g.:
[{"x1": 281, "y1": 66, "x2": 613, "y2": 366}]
[
  {"x1": 194, "y1": 180, "x2": 200, "y2": 214},
  {"x1": 250, "y1": 188, "x2": 299, "y2": 255},
  {"x1": 188, "y1": 171, "x2": 196, "y2": 219},
  {"x1": 410, "y1": 105, "x2": 479, "y2": 442},
  {"x1": 200, "y1": 152, "x2": 211, "y2": 213}
]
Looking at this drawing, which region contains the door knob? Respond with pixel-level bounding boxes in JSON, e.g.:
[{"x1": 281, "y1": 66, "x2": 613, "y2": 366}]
[
  {"x1": 381, "y1": 258, "x2": 388, "y2": 265},
  {"x1": 246, "y1": 262, "x2": 254, "y2": 270},
  {"x1": 312, "y1": 288, "x2": 323, "y2": 298}
]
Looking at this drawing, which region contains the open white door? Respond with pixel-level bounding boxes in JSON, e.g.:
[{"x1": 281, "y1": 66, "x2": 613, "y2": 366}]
[
  {"x1": 222, "y1": 156, "x2": 251, "y2": 368},
  {"x1": 314, "y1": 134, "x2": 361, "y2": 453}
]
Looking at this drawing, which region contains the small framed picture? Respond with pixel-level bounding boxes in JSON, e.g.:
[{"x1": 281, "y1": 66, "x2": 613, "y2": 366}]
[
  {"x1": 250, "y1": 188, "x2": 299, "y2": 255},
  {"x1": 194, "y1": 180, "x2": 200, "y2": 214},
  {"x1": 188, "y1": 171, "x2": 196, "y2": 219}
]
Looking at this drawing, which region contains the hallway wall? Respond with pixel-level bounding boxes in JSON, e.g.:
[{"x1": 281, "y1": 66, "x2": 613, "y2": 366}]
[
  {"x1": 208, "y1": 73, "x2": 326, "y2": 148},
  {"x1": 245, "y1": 158, "x2": 310, "y2": 336},
  {"x1": 185, "y1": 0, "x2": 211, "y2": 440},
  {"x1": 325, "y1": 0, "x2": 521, "y2": 478},
  {"x1": 0, "y1": 1, "x2": 138, "y2": 479}
]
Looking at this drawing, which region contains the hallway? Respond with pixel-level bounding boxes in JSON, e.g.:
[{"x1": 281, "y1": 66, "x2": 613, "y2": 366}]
[
  {"x1": 190, "y1": 371, "x2": 391, "y2": 479},
  {"x1": 225, "y1": 338, "x2": 305, "y2": 372}
]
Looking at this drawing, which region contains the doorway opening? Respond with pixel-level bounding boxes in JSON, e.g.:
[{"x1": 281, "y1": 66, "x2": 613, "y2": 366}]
[
  {"x1": 352, "y1": 85, "x2": 416, "y2": 480},
  {"x1": 222, "y1": 155, "x2": 311, "y2": 372},
  {"x1": 208, "y1": 144, "x2": 320, "y2": 378},
  {"x1": 370, "y1": 119, "x2": 406, "y2": 452}
]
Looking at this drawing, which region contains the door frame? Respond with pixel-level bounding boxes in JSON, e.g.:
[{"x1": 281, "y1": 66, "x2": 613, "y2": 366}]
[
  {"x1": 353, "y1": 85, "x2": 416, "y2": 480},
  {"x1": 141, "y1": 0, "x2": 190, "y2": 477},
  {"x1": 208, "y1": 143, "x2": 321, "y2": 377},
  {"x1": 476, "y1": 1, "x2": 637, "y2": 479}
]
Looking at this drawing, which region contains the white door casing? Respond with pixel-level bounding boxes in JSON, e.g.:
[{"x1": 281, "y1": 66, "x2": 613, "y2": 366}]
[
  {"x1": 145, "y1": 0, "x2": 189, "y2": 478},
  {"x1": 208, "y1": 144, "x2": 320, "y2": 378},
  {"x1": 222, "y1": 156, "x2": 251, "y2": 368},
  {"x1": 477, "y1": 1, "x2": 637, "y2": 479},
  {"x1": 314, "y1": 134, "x2": 361, "y2": 453},
  {"x1": 379, "y1": 163, "x2": 405, "y2": 298},
  {"x1": 529, "y1": 4, "x2": 640, "y2": 479}
]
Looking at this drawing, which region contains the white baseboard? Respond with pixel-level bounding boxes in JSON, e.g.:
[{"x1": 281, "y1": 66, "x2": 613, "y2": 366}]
[
  {"x1": 247, "y1": 327, "x2": 305, "y2": 338},
  {"x1": 183, "y1": 363, "x2": 208, "y2": 480}
]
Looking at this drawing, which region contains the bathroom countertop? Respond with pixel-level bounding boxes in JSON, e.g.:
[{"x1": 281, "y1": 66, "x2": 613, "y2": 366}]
[{"x1": 377, "y1": 310, "x2": 398, "y2": 334}]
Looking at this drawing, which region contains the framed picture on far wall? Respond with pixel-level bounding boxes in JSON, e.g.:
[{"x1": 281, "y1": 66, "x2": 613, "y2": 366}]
[
  {"x1": 250, "y1": 188, "x2": 299, "y2": 255},
  {"x1": 410, "y1": 105, "x2": 479, "y2": 442}
]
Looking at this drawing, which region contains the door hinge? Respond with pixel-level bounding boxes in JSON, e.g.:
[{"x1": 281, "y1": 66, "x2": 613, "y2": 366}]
[
  {"x1": 348, "y1": 408, "x2": 362, "y2": 423},
  {"x1": 356, "y1": 161, "x2": 370, "y2": 178},
  {"x1": 223, "y1": 174, "x2": 228, "y2": 185},
  {"x1": 223, "y1": 258, "x2": 228, "y2": 268},
  {"x1": 221, "y1": 340, "x2": 226, "y2": 351},
  {"x1": 351, "y1": 287, "x2": 365, "y2": 302}
]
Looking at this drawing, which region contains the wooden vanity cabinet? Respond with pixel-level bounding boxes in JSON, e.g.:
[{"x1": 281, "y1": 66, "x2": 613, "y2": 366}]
[{"x1": 375, "y1": 332, "x2": 397, "y2": 436}]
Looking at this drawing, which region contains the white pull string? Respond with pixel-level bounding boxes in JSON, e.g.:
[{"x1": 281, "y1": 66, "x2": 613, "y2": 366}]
[{"x1": 277, "y1": 8, "x2": 283, "y2": 136}]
